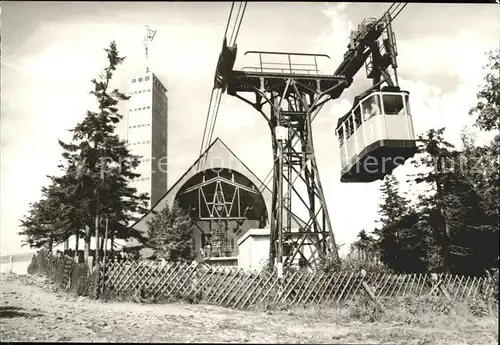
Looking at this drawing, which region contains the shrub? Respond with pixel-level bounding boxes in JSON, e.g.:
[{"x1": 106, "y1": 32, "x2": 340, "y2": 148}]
[
  {"x1": 427, "y1": 295, "x2": 452, "y2": 315},
  {"x1": 258, "y1": 258, "x2": 274, "y2": 274},
  {"x1": 28, "y1": 249, "x2": 96, "y2": 298},
  {"x1": 318, "y1": 251, "x2": 341, "y2": 274},
  {"x1": 488, "y1": 267, "x2": 499, "y2": 302},
  {"x1": 27, "y1": 255, "x2": 39, "y2": 275},
  {"x1": 348, "y1": 294, "x2": 384, "y2": 323},
  {"x1": 70, "y1": 263, "x2": 91, "y2": 296},
  {"x1": 340, "y1": 255, "x2": 392, "y2": 274},
  {"x1": 146, "y1": 201, "x2": 195, "y2": 262},
  {"x1": 467, "y1": 296, "x2": 489, "y2": 317},
  {"x1": 168, "y1": 290, "x2": 202, "y2": 304}
]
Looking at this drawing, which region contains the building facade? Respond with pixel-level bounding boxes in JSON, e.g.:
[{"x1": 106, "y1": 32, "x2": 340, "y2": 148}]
[{"x1": 125, "y1": 72, "x2": 168, "y2": 208}]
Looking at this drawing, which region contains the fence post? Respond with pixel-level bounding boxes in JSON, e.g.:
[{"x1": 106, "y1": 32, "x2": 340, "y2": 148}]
[
  {"x1": 429, "y1": 273, "x2": 451, "y2": 300},
  {"x1": 9, "y1": 255, "x2": 13, "y2": 273},
  {"x1": 360, "y1": 269, "x2": 377, "y2": 302},
  {"x1": 277, "y1": 262, "x2": 284, "y2": 302}
]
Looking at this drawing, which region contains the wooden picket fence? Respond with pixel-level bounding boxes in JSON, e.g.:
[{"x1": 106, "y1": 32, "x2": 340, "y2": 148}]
[
  {"x1": 101, "y1": 260, "x2": 495, "y2": 309},
  {"x1": 28, "y1": 250, "x2": 99, "y2": 297}
]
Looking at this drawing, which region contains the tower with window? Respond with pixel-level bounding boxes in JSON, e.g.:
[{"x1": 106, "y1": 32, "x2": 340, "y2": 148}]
[{"x1": 125, "y1": 72, "x2": 168, "y2": 208}]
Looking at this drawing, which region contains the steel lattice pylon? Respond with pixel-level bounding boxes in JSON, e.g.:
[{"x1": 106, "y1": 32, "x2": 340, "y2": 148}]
[{"x1": 224, "y1": 51, "x2": 350, "y2": 269}]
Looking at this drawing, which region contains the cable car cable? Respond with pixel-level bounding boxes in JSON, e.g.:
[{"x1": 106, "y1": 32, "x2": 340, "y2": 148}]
[
  {"x1": 202, "y1": 89, "x2": 223, "y2": 169},
  {"x1": 231, "y1": 2, "x2": 247, "y2": 46},
  {"x1": 229, "y1": 2, "x2": 243, "y2": 45},
  {"x1": 199, "y1": 2, "x2": 247, "y2": 171},
  {"x1": 379, "y1": 2, "x2": 407, "y2": 30},
  {"x1": 224, "y1": 2, "x2": 236, "y2": 39},
  {"x1": 198, "y1": 2, "x2": 237, "y2": 163},
  {"x1": 204, "y1": 2, "x2": 246, "y2": 169},
  {"x1": 197, "y1": 89, "x2": 217, "y2": 170},
  {"x1": 197, "y1": 2, "x2": 242, "y2": 171}
]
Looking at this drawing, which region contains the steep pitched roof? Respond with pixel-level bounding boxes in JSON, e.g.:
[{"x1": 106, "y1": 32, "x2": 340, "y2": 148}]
[{"x1": 131, "y1": 137, "x2": 273, "y2": 233}]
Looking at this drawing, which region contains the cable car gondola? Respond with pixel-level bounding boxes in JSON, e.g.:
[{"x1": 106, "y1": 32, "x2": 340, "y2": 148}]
[{"x1": 335, "y1": 86, "x2": 417, "y2": 183}]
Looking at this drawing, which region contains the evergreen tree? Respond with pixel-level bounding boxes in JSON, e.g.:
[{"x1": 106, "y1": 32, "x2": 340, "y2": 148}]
[
  {"x1": 455, "y1": 71, "x2": 500, "y2": 274},
  {"x1": 445, "y1": 176, "x2": 498, "y2": 275},
  {"x1": 376, "y1": 175, "x2": 404, "y2": 270},
  {"x1": 376, "y1": 174, "x2": 429, "y2": 273},
  {"x1": 458, "y1": 129, "x2": 498, "y2": 229},
  {"x1": 49, "y1": 161, "x2": 90, "y2": 256},
  {"x1": 468, "y1": 49, "x2": 500, "y2": 222},
  {"x1": 410, "y1": 128, "x2": 460, "y2": 273},
  {"x1": 352, "y1": 229, "x2": 377, "y2": 259},
  {"x1": 408, "y1": 128, "x2": 499, "y2": 275},
  {"x1": 19, "y1": 199, "x2": 55, "y2": 250},
  {"x1": 353, "y1": 229, "x2": 376, "y2": 251},
  {"x1": 65, "y1": 42, "x2": 149, "y2": 260},
  {"x1": 480, "y1": 135, "x2": 500, "y2": 219},
  {"x1": 469, "y1": 49, "x2": 499, "y2": 132},
  {"x1": 442, "y1": 48, "x2": 500, "y2": 273},
  {"x1": 18, "y1": 181, "x2": 71, "y2": 250},
  {"x1": 21, "y1": 41, "x2": 150, "y2": 261},
  {"x1": 370, "y1": 50, "x2": 500, "y2": 275},
  {"x1": 146, "y1": 201, "x2": 195, "y2": 262},
  {"x1": 378, "y1": 174, "x2": 410, "y2": 227}
]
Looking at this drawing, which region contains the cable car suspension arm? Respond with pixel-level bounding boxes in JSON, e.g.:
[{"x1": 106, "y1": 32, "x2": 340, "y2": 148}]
[{"x1": 334, "y1": 2, "x2": 407, "y2": 87}]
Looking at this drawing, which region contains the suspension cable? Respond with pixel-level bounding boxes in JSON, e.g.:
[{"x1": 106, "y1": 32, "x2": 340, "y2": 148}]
[
  {"x1": 229, "y1": 2, "x2": 243, "y2": 45},
  {"x1": 378, "y1": 2, "x2": 407, "y2": 30},
  {"x1": 197, "y1": 3, "x2": 238, "y2": 171},
  {"x1": 201, "y1": 89, "x2": 223, "y2": 170},
  {"x1": 203, "y1": 90, "x2": 223, "y2": 166},
  {"x1": 224, "y1": 2, "x2": 235, "y2": 39},
  {"x1": 230, "y1": 2, "x2": 247, "y2": 46},
  {"x1": 197, "y1": 89, "x2": 217, "y2": 170},
  {"x1": 197, "y1": 1, "x2": 247, "y2": 171}
]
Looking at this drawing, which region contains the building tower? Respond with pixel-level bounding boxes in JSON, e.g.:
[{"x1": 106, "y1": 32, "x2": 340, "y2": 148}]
[{"x1": 124, "y1": 27, "x2": 168, "y2": 209}]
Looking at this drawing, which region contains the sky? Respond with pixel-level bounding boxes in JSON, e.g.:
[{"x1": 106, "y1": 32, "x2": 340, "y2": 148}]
[{"x1": 1, "y1": 2, "x2": 499, "y2": 256}]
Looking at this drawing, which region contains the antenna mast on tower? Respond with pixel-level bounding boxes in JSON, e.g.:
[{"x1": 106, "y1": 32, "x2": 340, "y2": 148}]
[{"x1": 144, "y1": 25, "x2": 157, "y2": 73}]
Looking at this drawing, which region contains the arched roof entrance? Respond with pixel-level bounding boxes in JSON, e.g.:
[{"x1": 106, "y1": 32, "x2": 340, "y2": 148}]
[
  {"x1": 175, "y1": 168, "x2": 268, "y2": 258},
  {"x1": 176, "y1": 168, "x2": 267, "y2": 224}
]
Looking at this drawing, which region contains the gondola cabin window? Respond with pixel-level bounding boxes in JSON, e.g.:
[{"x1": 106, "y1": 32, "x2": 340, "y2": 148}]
[
  {"x1": 382, "y1": 94, "x2": 405, "y2": 115},
  {"x1": 346, "y1": 116, "x2": 354, "y2": 138},
  {"x1": 354, "y1": 105, "x2": 362, "y2": 128},
  {"x1": 337, "y1": 126, "x2": 345, "y2": 145},
  {"x1": 361, "y1": 94, "x2": 382, "y2": 121},
  {"x1": 404, "y1": 94, "x2": 411, "y2": 115}
]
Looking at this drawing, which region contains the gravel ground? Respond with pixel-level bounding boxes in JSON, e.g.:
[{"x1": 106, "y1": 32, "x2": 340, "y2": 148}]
[{"x1": 1, "y1": 272, "x2": 497, "y2": 344}]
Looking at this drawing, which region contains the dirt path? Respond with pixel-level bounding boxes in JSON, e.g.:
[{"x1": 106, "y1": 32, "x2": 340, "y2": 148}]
[{"x1": 1, "y1": 273, "x2": 497, "y2": 344}]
